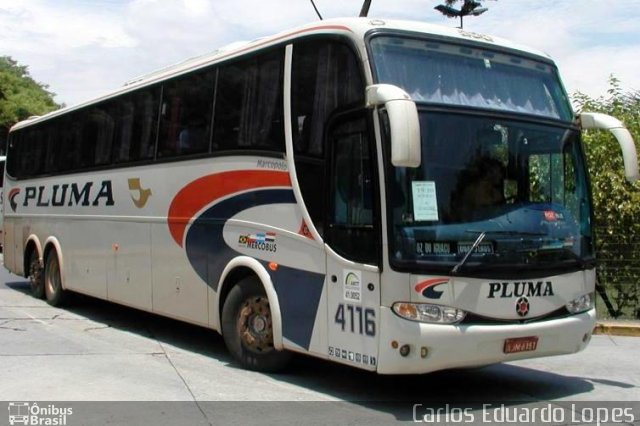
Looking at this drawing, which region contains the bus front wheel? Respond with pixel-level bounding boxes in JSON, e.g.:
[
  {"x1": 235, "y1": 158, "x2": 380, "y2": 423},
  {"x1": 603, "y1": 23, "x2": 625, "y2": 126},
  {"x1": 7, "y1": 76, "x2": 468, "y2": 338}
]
[
  {"x1": 221, "y1": 276, "x2": 291, "y2": 372},
  {"x1": 44, "y1": 251, "x2": 67, "y2": 306},
  {"x1": 28, "y1": 251, "x2": 44, "y2": 299}
]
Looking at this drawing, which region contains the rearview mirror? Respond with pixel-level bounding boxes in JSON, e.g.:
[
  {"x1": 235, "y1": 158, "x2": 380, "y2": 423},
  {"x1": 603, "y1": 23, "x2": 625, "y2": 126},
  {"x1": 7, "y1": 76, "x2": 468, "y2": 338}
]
[
  {"x1": 580, "y1": 112, "x2": 639, "y2": 182},
  {"x1": 366, "y1": 84, "x2": 421, "y2": 168}
]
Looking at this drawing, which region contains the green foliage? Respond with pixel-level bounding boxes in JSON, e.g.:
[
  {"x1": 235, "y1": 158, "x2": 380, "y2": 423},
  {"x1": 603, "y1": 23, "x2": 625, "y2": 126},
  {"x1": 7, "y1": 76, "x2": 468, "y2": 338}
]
[
  {"x1": 0, "y1": 56, "x2": 60, "y2": 151},
  {"x1": 573, "y1": 76, "x2": 640, "y2": 319}
]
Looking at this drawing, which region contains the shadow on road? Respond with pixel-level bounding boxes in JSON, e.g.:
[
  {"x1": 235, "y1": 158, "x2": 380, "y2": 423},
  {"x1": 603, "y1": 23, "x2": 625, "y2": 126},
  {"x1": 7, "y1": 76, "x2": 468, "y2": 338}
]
[{"x1": 4, "y1": 279, "x2": 609, "y2": 420}]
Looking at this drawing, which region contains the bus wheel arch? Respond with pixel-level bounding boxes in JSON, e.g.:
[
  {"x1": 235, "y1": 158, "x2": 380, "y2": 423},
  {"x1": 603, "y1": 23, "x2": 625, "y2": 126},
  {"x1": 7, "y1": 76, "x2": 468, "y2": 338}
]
[
  {"x1": 24, "y1": 237, "x2": 44, "y2": 299},
  {"x1": 217, "y1": 257, "x2": 289, "y2": 371},
  {"x1": 43, "y1": 238, "x2": 67, "y2": 306}
]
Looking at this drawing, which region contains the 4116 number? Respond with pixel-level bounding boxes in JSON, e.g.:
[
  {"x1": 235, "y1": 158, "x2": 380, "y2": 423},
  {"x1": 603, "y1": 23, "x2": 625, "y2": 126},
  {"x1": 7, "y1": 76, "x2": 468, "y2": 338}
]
[{"x1": 334, "y1": 304, "x2": 375, "y2": 337}]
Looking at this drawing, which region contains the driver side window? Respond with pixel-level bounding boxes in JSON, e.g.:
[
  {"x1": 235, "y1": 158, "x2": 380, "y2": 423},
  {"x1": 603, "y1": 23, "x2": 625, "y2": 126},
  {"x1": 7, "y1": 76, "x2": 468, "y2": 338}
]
[
  {"x1": 290, "y1": 38, "x2": 364, "y2": 237},
  {"x1": 327, "y1": 115, "x2": 378, "y2": 264}
]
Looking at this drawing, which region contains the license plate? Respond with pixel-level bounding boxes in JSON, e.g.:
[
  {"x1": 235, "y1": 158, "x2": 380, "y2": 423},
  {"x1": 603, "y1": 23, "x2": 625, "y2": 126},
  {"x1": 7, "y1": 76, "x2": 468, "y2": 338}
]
[{"x1": 503, "y1": 336, "x2": 538, "y2": 354}]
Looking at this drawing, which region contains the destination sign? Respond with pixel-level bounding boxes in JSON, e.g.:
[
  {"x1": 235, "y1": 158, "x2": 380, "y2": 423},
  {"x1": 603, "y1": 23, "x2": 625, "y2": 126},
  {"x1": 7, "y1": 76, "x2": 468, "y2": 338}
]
[{"x1": 415, "y1": 241, "x2": 494, "y2": 256}]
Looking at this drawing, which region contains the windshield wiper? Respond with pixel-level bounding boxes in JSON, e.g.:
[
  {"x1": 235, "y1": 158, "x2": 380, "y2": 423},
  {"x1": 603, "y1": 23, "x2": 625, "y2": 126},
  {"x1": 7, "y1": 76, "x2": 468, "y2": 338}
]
[
  {"x1": 450, "y1": 230, "x2": 587, "y2": 275},
  {"x1": 451, "y1": 229, "x2": 547, "y2": 275},
  {"x1": 451, "y1": 231, "x2": 486, "y2": 275}
]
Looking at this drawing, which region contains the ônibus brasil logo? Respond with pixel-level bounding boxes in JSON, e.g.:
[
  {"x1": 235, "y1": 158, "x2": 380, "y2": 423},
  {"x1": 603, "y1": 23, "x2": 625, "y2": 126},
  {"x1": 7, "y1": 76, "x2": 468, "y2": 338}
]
[
  {"x1": 7, "y1": 402, "x2": 73, "y2": 425},
  {"x1": 414, "y1": 278, "x2": 448, "y2": 299}
]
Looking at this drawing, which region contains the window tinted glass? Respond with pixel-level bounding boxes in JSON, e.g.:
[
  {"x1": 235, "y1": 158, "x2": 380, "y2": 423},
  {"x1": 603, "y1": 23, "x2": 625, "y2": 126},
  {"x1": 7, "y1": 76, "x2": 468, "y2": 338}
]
[
  {"x1": 6, "y1": 48, "x2": 291, "y2": 179},
  {"x1": 19, "y1": 127, "x2": 47, "y2": 177},
  {"x1": 370, "y1": 36, "x2": 573, "y2": 121},
  {"x1": 290, "y1": 39, "x2": 365, "y2": 237},
  {"x1": 327, "y1": 115, "x2": 377, "y2": 264},
  {"x1": 158, "y1": 70, "x2": 215, "y2": 157},
  {"x1": 291, "y1": 40, "x2": 364, "y2": 157},
  {"x1": 43, "y1": 121, "x2": 61, "y2": 174},
  {"x1": 57, "y1": 114, "x2": 83, "y2": 172},
  {"x1": 213, "y1": 49, "x2": 284, "y2": 152},
  {"x1": 113, "y1": 87, "x2": 160, "y2": 163},
  {"x1": 83, "y1": 104, "x2": 116, "y2": 166},
  {"x1": 6, "y1": 132, "x2": 18, "y2": 177}
]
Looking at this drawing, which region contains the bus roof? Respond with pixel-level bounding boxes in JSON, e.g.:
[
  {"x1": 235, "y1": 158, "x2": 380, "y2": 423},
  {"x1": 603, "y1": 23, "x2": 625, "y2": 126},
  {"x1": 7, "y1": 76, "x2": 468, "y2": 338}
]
[{"x1": 10, "y1": 17, "x2": 552, "y2": 132}]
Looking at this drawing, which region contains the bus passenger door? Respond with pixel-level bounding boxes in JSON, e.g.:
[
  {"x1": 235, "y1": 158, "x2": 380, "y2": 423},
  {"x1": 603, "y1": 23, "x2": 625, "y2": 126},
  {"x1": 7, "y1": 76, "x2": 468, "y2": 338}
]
[{"x1": 325, "y1": 114, "x2": 381, "y2": 371}]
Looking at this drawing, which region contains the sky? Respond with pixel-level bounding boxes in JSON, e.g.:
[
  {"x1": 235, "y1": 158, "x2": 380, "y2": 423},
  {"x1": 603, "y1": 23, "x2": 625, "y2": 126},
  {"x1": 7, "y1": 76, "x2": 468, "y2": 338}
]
[{"x1": 1, "y1": 0, "x2": 639, "y2": 107}]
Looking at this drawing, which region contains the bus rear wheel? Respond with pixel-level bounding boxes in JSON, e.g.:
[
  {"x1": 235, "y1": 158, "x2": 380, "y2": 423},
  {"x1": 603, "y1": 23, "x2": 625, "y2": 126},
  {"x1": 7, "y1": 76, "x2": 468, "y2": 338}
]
[
  {"x1": 44, "y1": 251, "x2": 67, "y2": 306},
  {"x1": 221, "y1": 276, "x2": 291, "y2": 372},
  {"x1": 28, "y1": 251, "x2": 44, "y2": 299}
]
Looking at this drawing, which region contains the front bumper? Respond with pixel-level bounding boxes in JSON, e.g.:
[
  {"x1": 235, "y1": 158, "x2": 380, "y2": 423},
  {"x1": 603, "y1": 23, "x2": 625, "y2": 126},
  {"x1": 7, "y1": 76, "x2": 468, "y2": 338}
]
[{"x1": 376, "y1": 307, "x2": 596, "y2": 374}]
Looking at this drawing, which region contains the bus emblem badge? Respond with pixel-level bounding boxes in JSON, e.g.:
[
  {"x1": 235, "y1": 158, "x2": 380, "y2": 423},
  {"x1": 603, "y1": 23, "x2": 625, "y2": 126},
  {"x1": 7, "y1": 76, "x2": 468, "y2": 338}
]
[
  {"x1": 8, "y1": 188, "x2": 21, "y2": 212},
  {"x1": 128, "y1": 178, "x2": 152, "y2": 208},
  {"x1": 516, "y1": 297, "x2": 530, "y2": 317},
  {"x1": 414, "y1": 278, "x2": 448, "y2": 299}
]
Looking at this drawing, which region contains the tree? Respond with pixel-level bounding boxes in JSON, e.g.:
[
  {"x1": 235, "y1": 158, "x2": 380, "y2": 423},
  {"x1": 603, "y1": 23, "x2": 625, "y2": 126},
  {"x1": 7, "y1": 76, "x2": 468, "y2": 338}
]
[
  {"x1": 573, "y1": 76, "x2": 640, "y2": 319},
  {"x1": 0, "y1": 56, "x2": 60, "y2": 154}
]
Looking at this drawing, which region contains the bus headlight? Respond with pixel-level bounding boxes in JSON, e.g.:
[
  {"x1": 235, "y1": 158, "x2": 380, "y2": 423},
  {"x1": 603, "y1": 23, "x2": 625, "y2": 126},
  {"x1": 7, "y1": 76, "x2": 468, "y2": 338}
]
[
  {"x1": 392, "y1": 302, "x2": 466, "y2": 324},
  {"x1": 566, "y1": 293, "x2": 594, "y2": 314}
]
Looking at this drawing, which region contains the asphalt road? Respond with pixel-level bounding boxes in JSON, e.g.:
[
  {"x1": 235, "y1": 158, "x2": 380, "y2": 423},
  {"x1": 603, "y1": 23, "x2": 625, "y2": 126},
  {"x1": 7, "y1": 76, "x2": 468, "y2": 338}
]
[{"x1": 1, "y1": 264, "x2": 638, "y2": 425}]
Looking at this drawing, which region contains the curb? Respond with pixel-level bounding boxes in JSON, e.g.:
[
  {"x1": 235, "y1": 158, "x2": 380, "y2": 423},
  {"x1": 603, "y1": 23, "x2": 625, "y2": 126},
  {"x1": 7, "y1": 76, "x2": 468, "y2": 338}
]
[{"x1": 593, "y1": 322, "x2": 640, "y2": 337}]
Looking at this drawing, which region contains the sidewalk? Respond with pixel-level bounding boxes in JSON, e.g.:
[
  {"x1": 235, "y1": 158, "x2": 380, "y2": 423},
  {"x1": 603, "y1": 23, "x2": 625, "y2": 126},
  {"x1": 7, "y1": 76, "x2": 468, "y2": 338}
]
[{"x1": 594, "y1": 320, "x2": 640, "y2": 337}]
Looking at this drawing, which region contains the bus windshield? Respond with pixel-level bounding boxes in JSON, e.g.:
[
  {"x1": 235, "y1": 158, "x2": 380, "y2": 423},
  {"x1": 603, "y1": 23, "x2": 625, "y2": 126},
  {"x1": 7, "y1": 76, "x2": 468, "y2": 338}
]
[
  {"x1": 369, "y1": 35, "x2": 573, "y2": 121},
  {"x1": 385, "y1": 111, "x2": 593, "y2": 274}
]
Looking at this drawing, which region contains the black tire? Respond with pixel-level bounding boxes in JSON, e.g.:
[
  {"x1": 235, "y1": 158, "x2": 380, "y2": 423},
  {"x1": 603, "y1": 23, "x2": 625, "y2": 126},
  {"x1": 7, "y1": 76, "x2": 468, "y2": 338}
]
[
  {"x1": 221, "y1": 276, "x2": 291, "y2": 372},
  {"x1": 28, "y1": 251, "x2": 45, "y2": 299},
  {"x1": 44, "y1": 251, "x2": 67, "y2": 306}
]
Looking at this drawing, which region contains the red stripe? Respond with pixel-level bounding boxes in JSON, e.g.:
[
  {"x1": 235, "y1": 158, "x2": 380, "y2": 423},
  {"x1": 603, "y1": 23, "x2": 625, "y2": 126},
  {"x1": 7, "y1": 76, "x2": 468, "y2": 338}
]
[
  {"x1": 168, "y1": 170, "x2": 291, "y2": 247},
  {"x1": 415, "y1": 278, "x2": 449, "y2": 293},
  {"x1": 8, "y1": 188, "x2": 20, "y2": 199}
]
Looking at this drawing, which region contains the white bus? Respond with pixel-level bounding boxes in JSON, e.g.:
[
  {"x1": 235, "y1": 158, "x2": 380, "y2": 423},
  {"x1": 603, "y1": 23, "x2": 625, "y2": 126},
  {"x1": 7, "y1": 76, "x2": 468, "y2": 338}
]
[{"x1": 4, "y1": 18, "x2": 638, "y2": 374}]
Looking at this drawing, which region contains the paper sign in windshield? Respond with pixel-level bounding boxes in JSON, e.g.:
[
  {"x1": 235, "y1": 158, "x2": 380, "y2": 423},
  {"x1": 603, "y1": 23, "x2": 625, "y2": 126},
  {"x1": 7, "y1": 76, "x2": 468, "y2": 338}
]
[{"x1": 412, "y1": 181, "x2": 439, "y2": 221}]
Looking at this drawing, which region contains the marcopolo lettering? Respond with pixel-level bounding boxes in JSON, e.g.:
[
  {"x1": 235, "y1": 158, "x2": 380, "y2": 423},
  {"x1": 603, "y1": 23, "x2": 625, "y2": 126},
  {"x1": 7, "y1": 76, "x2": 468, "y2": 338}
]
[
  {"x1": 22, "y1": 181, "x2": 115, "y2": 207},
  {"x1": 487, "y1": 281, "x2": 554, "y2": 298}
]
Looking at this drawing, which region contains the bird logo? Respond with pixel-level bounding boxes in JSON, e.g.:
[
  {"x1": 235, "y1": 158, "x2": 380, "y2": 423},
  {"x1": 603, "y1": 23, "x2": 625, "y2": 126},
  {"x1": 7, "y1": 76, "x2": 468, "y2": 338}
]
[{"x1": 128, "y1": 178, "x2": 152, "y2": 208}]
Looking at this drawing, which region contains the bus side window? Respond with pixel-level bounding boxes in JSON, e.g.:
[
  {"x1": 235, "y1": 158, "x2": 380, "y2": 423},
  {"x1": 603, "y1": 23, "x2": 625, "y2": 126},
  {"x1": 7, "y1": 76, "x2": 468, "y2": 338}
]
[
  {"x1": 113, "y1": 87, "x2": 160, "y2": 164},
  {"x1": 15, "y1": 129, "x2": 30, "y2": 178},
  {"x1": 291, "y1": 40, "x2": 364, "y2": 156},
  {"x1": 31, "y1": 128, "x2": 47, "y2": 176},
  {"x1": 83, "y1": 105, "x2": 115, "y2": 167},
  {"x1": 213, "y1": 48, "x2": 284, "y2": 152},
  {"x1": 78, "y1": 110, "x2": 96, "y2": 168},
  {"x1": 134, "y1": 89, "x2": 159, "y2": 161},
  {"x1": 6, "y1": 132, "x2": 18, "y2": 178},
  {"x1": 20, "y1": 127, "x2": 46, "y2": 177},
  {"x1": 290, "y1": 39, "x2": 365, "y2": 236},
  {"x1": 114, "y1": 100, "x2": 134, "y2": 163},
  {"x1": 58, "y1": 115, "x2": 83, "y2": 172},
  {"x1": 158, "y1": 69, "x2": 215, "y2": 157},
  {"x1": 213, "y1": 62, "x2": 243, "y2": 150},
  {"x1": 43, "y1": 122, "x2": 60, "y2": 175}
]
